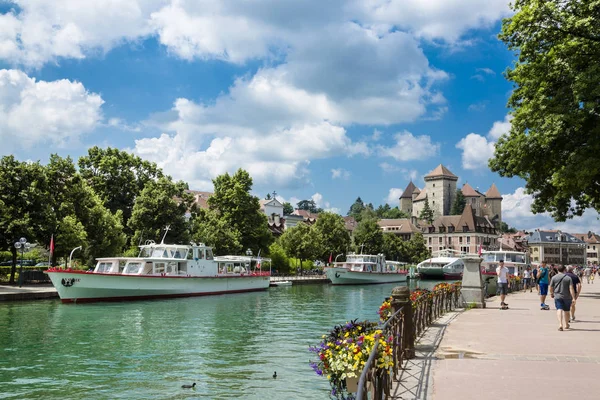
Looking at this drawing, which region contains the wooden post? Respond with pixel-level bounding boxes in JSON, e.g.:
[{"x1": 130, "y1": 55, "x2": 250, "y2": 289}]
[{"x1": 392, "y1": 286, "x2": 415, "y2": 359}]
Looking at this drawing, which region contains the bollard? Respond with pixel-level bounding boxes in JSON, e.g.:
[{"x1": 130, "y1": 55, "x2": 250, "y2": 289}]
[{"x1": 391, "y1": 286, "x2": 415, "y2": 359}]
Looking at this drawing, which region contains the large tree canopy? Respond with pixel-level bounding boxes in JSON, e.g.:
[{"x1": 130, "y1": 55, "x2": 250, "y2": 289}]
[
  {"x1": 491, "y1": 0, "x2": 600, "y2": 221},
  {"x1": 78, "y1": 146, "x2": 163, "y2": 230}
]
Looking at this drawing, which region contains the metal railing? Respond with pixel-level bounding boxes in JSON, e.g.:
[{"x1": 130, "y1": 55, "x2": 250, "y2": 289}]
[{"x1": 355, "y1": 286, "x2": 461, "y2": 400}]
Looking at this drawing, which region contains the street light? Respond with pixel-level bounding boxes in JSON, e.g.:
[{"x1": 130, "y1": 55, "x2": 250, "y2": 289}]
[
  {"x1": 246, "y1": 248, "x2": 253, "y2": 257},
  {"x1": 14, "y1": 237, "x2": 31, "y2": 288},
  {"x1": 69, "y1": 246, "x2": 82, "y2": 269}
]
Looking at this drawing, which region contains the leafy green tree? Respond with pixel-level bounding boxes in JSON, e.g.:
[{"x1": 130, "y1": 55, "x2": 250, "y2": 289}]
[
  {"x1": 403, "y1": 232, "x2": 430, "y2": 263},
  {"x1": 56, "y1": 216, "x2": 88, "y2": 267},
  {"x1": 46, "y1": 155, "x2": 126, "y2": 265},
  {"x1": 128, "y1": 177, "x2": 194, "y2": 246},
  {"x1": 0, "y1": 156, "x2": 52, "y2": 284},
  {"x1": 490, "y1": 0, "x2": 600, "y2": 221},
  {"x1": 279, "y1": 222, "x2": 324, "y2": 269},
  {"x1": 352, "y1": 217, "x2": 384, "y2": 255},
  {"x1": 191, "y1": 209, "x2": 243, "y2": 255},
  {"x1": 268, "y1": 241, "x2": 290, "y2": 274},
  {"x1": 382, "y1": 233, "x2": 404, "y2": 261},
  {"x1": 283, "y1": 202, "x2": 294, "y2": 215},
  {"x1": 381, "y1": 207, "x2": 410, "y2": 219},
  {"x1": 499, "y1": 222, "x2": 517, "y2": 233},
  {"x1": 296, "y1": 199, "x2": 322, "y2": 213},
  {"x1": 78, "y1": 146, "x2": 163, "y2": 231},
  {"x1": 265, "y1": 193, "x2": 272, "y2": 200},
  {"x1": 312, "y1": 212, "x2": 351, "y2": 261},
  {"x1": 347, "y1": 197, "x2": 366, "y2": 222},
  {"x1": 450, "y1": 189, "x2": 466, "y2": 215},
  {"x1": 375, "y1": 204, "x2": 391, "y2": 218},
  {"x1": 419, "y1": 199, "x2": 435, "y2": 224},
  {"x1": 208, "y1": 169, "x2": 273, "y2": 254}
]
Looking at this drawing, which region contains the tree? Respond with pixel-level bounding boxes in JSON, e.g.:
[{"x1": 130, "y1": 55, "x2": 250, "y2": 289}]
[
  {"x1": 128, "y1": 177, "x2": 194, "y2": 247},
  {"x1": 352, "y1": 217, "x2": 384, "y2": 255},
  {"x1": 283, "y1": 202, "x2": 294, "y2": 215},
  {"x1": 56, "y1": 215, "x2": 88, "y2": 266},
  {"x1": 208, "y1": 169, "x2": 273, "y2": 253},
  {"x1": 490, "y1": 0, "x2": 600, "y2": 221},
  {"x1": 347, "y1": 197, "x2": 366, "y2": 222},
  {"x1": 381, "y1": 206, "x2": 410, "y2": 219},
  {"x1": 78, "y1": 146, "x2": 163, "y2": 231},
  {"x1": 312, "y1": 212, "x2": 351, "y2": 261},
  {"x1": 375, "y1": 203, "x2": 391, "y2": 218},
  {"x1": 0, "y1": 156, "x2": 52, "y2": 284},
  {"x1": 450, "y1": 189, "x2": 466, "y2": 215},
  {"x1": 382, "y1": 233, "x2": 404, "y2": 261},
  {"x1": 191, "y1": 209, "x2": 243, "y2": 255},
  {"x1": 499, "y1": 222, "x2": 517, "y2": 234},
  {"x1": 279, "y1": 223, "x2": 324, "y2": 269},
  {"x1": 265, "y1": 193, "x2": 272, "y2": 200},
  {"x1": 268, "y1": 241, "x2": 290, "y2": 274},
  {"x1": 419, "y1": 199, "x2": 434, "y2": 224},
  {"x1": 403, "y1": 232, "x2": 430, "y2": 263},
  {"x1": 297, "y1": 199, "x2": 322, "y2": 213},
  {"x1": 46, "y1": 155, "x2": 126, "y2": 265}
]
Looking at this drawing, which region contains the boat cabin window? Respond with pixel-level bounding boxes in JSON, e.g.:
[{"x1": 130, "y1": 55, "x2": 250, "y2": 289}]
[
  {"x1": 483, "y1": 254, "x2": 496, "y2": 262},
  {"x1": 151, "y1": 247, "x2": 167, "y2": 258},
  {"x1": 96, "y1": 262, "x2": 114, "y2": 273},
  {"x1": 187, "y1": 248, "x2": 194, "y2": 260},
  {"x1": 154, "y1": 262, "x2": 165, "y2": 274},
  {"x1": 124, "y1": 262, "x2": 143, "y2": 274},
  {"x1": 206, "y1": 249, "x2": 214, "y2": 260},
  {"x1": 197, "y1": 249, "x2": 205, "y2": 260}
]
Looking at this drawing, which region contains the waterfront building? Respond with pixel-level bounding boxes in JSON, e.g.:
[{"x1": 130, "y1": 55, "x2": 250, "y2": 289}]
[
  {"x1": 572, "y1": 232, "x2": 600, "y2": 265},
  {"x1": 420, "y1": 204, "x2": 499, "y2": 254},
  {"x1": 527, "y1": 230, "x2": 587, "y2": 266},
  {"x1": 377, "y1": 218, "x2": 421, "y2": 241},
  {"x1": 399, "y1": 164, "x2": 503, "y2": 227}
]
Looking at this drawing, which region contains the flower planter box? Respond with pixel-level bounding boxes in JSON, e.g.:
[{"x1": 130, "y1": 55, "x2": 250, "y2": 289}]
[{"x1": 345, "y1": 376, "x2": 359, "y2": 393}]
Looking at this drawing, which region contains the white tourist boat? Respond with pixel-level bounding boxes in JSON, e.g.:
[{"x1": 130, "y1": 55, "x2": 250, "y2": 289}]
[
  {"x1": 416, "y1": 250, "x2": 465, "y2": 279},
  {"x1": 325, "y1": 253, "x2": 408, "y2": 285},
  {"x1": 46, "y1": 241, "x2": 271, "y2": 303}
]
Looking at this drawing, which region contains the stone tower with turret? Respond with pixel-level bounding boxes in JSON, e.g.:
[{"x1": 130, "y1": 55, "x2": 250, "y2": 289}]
[
  {"x1": 399, "y1": 181, "x2": 417, "y2": 216},
  {"x1": 423, "y1": 164, "x2": 458, "y2": 218},
  {"x1": 484, "y1": 183, "x2": 503, "y2": 226}
]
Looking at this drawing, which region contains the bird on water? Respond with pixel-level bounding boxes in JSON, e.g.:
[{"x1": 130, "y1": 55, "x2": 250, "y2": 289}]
[
  {"x1": 273, "y1": 371, "x2": 277, "y2": 379},
  {"x1": 182, "y1": 383, "x2": 196, "y2": 389}
]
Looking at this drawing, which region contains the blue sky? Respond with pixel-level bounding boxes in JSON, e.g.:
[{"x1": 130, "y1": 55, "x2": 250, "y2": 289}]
[{"x1": 1, "y1": 0, "x2": 598, "y2": 233}]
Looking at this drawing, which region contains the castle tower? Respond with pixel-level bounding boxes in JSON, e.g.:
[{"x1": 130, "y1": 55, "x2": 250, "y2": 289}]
[
  {"x1": 400, "y1": 181, "x2": 417, "y2": 215},
  {"x1": 484, "y1": 183, "x2": 503, "y2": 226},
  {"x1": 423, "y1": 164, "x2": 458, "y2": 217}
]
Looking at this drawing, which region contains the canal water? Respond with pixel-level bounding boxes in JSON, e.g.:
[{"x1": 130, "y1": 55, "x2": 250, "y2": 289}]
[{"x1": 0, "y1": 280, "x2": 447, "y2": 399}]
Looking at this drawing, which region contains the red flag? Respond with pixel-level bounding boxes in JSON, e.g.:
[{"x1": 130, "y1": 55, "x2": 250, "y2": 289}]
[
  {"x1": 50, "y1": 234, "x2": 55, "y2": 254},
  {"x1": 328, "y1": 252, "x2": 333, "y2": 263}
]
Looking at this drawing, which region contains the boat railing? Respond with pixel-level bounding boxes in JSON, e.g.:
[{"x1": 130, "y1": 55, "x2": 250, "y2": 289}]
[{"x1": 355, "y1": 284, "x2": 462, "y2": 399}]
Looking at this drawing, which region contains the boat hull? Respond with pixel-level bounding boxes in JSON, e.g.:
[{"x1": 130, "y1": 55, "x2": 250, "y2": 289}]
[
  {"x1": 47, "y1": 271, "x2": 270, "y2": 303},
  {"x1": 325, "y1": 267, "x2": 408, "y2": 285}
]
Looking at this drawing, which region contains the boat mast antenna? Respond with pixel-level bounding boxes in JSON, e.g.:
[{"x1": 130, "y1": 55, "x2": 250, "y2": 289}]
[{"x1": 160, "y1": 225, "x2": 171, "y2": 244}]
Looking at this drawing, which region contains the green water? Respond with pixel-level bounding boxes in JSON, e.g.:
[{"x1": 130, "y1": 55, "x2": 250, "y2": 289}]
[{"x1": 0, "y1": 280, "x2": 446, "y2": 399}]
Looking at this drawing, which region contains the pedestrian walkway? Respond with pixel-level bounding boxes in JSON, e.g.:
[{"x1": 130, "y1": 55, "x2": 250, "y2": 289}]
[
  {"x1": 0, "y1": 284, "x2": 58, "y2": 301},
  {"x1": 433, "y1": 284, "x2": 600, "y2": 400}
]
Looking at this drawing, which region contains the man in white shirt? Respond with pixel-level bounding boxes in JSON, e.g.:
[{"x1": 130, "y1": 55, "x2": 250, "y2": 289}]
[{"x1": 497, "y1": 260, "x2": 509, "y2": 307}]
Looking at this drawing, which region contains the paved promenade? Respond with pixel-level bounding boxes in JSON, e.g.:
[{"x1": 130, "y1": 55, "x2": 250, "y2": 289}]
[
  {"x1": 0, "y1": 284, "x2": 58, "y2": 301},
  {"x1": 434, "y1": 283, "x2": 600, "y2": 400}
]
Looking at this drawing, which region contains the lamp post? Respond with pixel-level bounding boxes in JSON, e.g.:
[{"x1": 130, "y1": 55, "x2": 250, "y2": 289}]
[
  {"x1": 14, "y1": 237, "x2": 31, "y2": 288},
  {"x1": 69, "y1": 246, "x2": 82, "y2": 269}
]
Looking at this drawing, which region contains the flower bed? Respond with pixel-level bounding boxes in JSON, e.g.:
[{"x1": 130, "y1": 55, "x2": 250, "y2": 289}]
[{"x1": 309, "y1": 319, "x2": 393, "y2": 399}]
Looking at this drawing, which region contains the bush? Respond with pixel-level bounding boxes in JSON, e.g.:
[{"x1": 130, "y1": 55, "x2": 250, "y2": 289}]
[{"x1": 268, "y1": 242, "x2": 290, "y2": 274}]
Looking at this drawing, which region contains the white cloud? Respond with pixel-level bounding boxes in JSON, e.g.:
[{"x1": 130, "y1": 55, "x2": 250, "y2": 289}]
[
  {"x1": 0, "y1": 0, "x2": 510, "y2": 68},
  {"x1": 380, "y1": 162, "x2": 400, "y2": 173},
  {"x1": 331, "y1": 168, "x2": 350, "y2": 180},
  {"x1": 468, "y1": 102, "x2": 487, "y2": 112},
  {"x1": 456, "y1": 115, "x2": 512, "y2": 170},
  {"x1": 456, "y1": 133, "x2": 495, "y2": 170},
  {"x1": 488, "y1": 115, "x2": 513, "y2": 140},
  {"x1": 476, "y1": 67, "x2": 495, "y2": 76},
  {"x1": 311, "y1": 192, "x2": 341, "y2": 214},
  {"x1": 378, "y1": 131, "x2": 440, "y2": 161},
  {"x1": 386, "y1": 188, "x2": 404, "y2": 205},
  {"x1": 0, "y1": 69, "x2": 103, "y2": 151},
  {"x1": 502, "y1": 187, "x2": 600, "y2": 233}
]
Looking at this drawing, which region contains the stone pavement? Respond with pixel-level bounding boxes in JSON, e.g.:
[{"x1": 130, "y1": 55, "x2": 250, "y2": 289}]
[
  {"x1": 391, "y1": 281, "x2": 600, "y2": 400},
  {"x1": 0, "y1": 284, "x2": 58, "y2": 301}
]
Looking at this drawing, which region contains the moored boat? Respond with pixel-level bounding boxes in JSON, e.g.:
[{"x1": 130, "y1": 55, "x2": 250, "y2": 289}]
[
  {"x1": 325, "y1": 253, "x2": 408, "y2": 285},
  {"x1": 416, "y1": 252, "x2": 464, "y2": 280},
  {"x1": 46, "y1": 241, "x2": 270, "y2": 303}
]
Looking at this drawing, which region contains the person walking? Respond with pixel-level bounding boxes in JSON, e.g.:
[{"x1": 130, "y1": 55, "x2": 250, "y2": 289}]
[
  {"x1": 532, "y1": 265, "x2": 539, "y2": 294},
  {"x1": 496, "y1": 260, "x2": 509, "y2": 308},
  {"x1": 565, "y1": 266, "x2": 582, "y2": 321},
  {"x1": 584, "y1": 266, "x2": 592, "y2": 283},
  {"x1": 538, "y1": 261, "x2": 550, "y2": 310},
  {"x1": 523, "y1": 266, "x2": 532, "y2": 292},
  {"x1": 549, "y1": 265, "x2": 576, "y2": 331}
]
